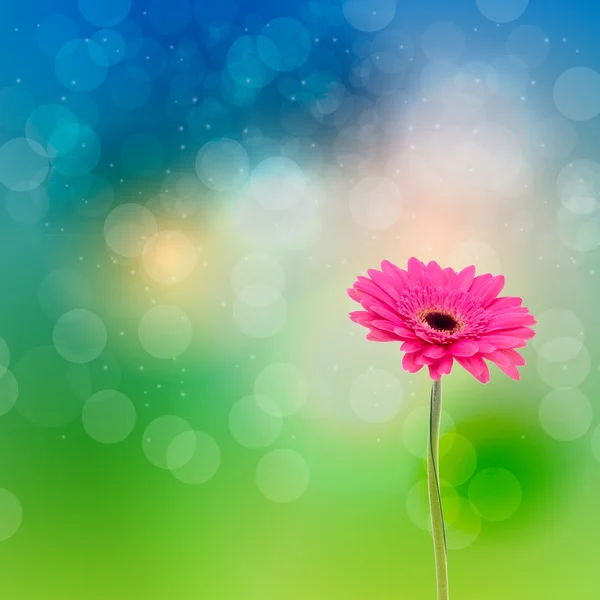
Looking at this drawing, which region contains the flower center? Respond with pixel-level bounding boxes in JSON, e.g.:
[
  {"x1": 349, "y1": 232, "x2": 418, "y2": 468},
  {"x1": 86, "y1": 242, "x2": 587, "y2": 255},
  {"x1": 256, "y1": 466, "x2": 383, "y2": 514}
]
[{"x1": 424, "y1": 311, "x2": 458, "y2": 332}]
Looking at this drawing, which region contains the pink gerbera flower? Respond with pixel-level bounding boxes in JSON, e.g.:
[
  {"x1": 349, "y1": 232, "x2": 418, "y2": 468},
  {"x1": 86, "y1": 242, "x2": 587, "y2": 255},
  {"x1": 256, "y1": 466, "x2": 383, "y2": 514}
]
[{"x1": 348, "y1": 257, "x2": 536, "y2": 383}]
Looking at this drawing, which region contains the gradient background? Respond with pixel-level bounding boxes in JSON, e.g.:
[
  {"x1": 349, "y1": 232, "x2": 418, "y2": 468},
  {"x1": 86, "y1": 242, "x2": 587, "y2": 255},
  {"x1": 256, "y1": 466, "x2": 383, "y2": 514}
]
[{"x1": 0, "y1": 0, "x2": 598, "y2": 598}]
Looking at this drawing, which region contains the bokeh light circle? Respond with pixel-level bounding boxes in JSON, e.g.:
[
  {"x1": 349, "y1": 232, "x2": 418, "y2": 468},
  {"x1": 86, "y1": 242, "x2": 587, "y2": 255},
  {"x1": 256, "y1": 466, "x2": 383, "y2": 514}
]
[
  {"x1": 406, "y1": 479, "x2": 460, "y2": 531},
  {"x1": 91, "y1": 29, "x2": 126, "y2": 66},
  {"x1": 532, "y1": 308, "x2": 584, "y2": 362},
  {"x1": 231, "y1": 253, "x2": 285, "y2": 306},
  {"x1": 0, "y1": 138, "x2": 48, "y2": 192},
  {"x1": 233, "y1": 295, "x2": 287, "y2": 337},
  {"x1": 448, "y1": 240, "x2": 501, "y2": 275},
  {"x1": 349, "y1": 368, "x2": 403, "y2": 423},
  {"x1": 439, "y1": 434, "x2": 477, "y2": 486},
  {"x1": 254, "y1": 362, "x2": 308, "y2": 417},
  {"x1": 556, "y1": 159, "x2": 600, "y2": 210},
  {"x1": 422, "y1": 22, "x2": 465, "y2": 62},
  {"x1": 0, "y1": 337, "x2": 9, "y2": 377},
  {"x1": 14, "y1": 346, "x2": 82, "y2": 427},
  {"x1": 25, "y1": 104, "x2": 79, "y2": 159},
  {"x1": 195, "y1": 138, "x2": 249, "y2": 192},
  {"x1": 227, "y1": 35, "x2": 278, "y2": 89},
  {"x1": 166, "y1": 431, "x2": 221, "y2": 485},
  {"x1": 5, "y1": 188, "x2": 50, "y2": 225},
  {"x1": 0, "y1": 87, "x2": 35, "y2": 131},
  {"x1": 536, "y1": 346, "x2": 591, "y2": 388},
  {"x1": 258, "y1": 18, "x2": 311, "y2": 72},
  {"x1": 445, "y1": 497, "x2": 482, "y2": 550},
  {"x1": 142, "y1": 231, "x2": 198, "y2": 285},
  {"x1": 53, "y1": 309, "x2": 107, "y2": 364},
  {"x1": 0, "y1": 490, "x2": 22, "y2": 541},
  {"x1": 349, "y1": 176, "x2": 402, "y2": 230},
  {"x1": 468, "y1": 468, "x2": 522, "y2": 521},
  {"x1": 342, "y1": 0, "x2": 396, "y2": 33},
  {"x1": 554, "y1": 67, "x2": 600, "y2": 121},
  {"x1": 229, "y1": 394, "x2": 283, "y2": 448},
  {"x1": 539, "y1": 388, "x2": 592, "y2": 441},
  {"x1": 534, "y1": 117, "x2": 577, "y2": 160},
  {"x1": 104, "y1": 203, "x2": 158, "y2": 258},
  {"x1": 0, "y1": 370, "x2": 18, "y2": 417},
  {"x1": 38, "y1": 269, "x2": 92, "y2": 319},
  {"x1": 591, "y1": 425, "x2": 600, "y2": 463},
  {"x1": 78, "y1": 0, "x2": 132, "y2": 27},
  {"x1": 476, "y1": 0, "x2": 529, "y2": 23},
  {"x1": 55, "y1": 38, "x2": 109, "y2": 93},
  {"x1": 138, "y1": 305, "x2": 192, "y2": 359},
  {"x1": 142, "y1": 415, "x2": 193, "y2": 469},
  {"x1": 52, "y1": 124, "x2": 101, "y2": 177},
  {"x1": 250, "y1": 157, "x2": 307, "y2": 210},
  {"x1": 82, "y1": 390, "x2": 136, "y2": 444},
  {"x1": 256, "y1": 449, "x2": 310, "y2": 503},
  {"x1": 402, "y1": 406, "x2": 455, "y2": 459},
  {"x1": 506, "y1": 25, "x2": 549, "y2": 68}
]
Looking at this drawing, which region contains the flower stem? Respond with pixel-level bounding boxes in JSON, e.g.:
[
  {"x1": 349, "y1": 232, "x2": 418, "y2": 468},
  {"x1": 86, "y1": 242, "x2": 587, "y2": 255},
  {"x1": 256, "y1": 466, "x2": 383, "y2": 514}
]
[{"x1": 428, "y1": 379, "x2": 449, "y2": 600}]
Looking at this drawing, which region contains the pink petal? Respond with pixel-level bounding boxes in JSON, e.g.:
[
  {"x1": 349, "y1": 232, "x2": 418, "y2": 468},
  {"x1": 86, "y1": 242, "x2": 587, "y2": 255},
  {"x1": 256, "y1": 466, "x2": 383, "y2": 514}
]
[
  {"x1": 368, "y1": 269, "x2": 402, "y2": 302},
  {"x1": 477, "y1": 275, "x2": 505, "y2": 307},
  {"x1": 423, "y1": 345, "x2": 447, "y2": 359},
  {"x1": 367, "y1": 329, "x2": 400, "y2": 342},
  {"x1": 468, "y1": 273, "x2": 493, "y2": 296},
  {"x1": 426, "y1": 261, "x2": 445, "y2": 286},
  {"x1": 450, "y1": 340, "x2": 479, "y2": 357},
  {"x1": 407, "y1": 257, "x2": 426, "y2": 282},
  {"x1": 456, "y1": 355, "x2": 490, "y2": 383},
  {"x1": 401, "y1": 340, "x2": 428, "y2": 353},
  {"x1": 402, "y1": 351, "x2": 424, "y2": 373},
  {"x1": 381, "y1": 260, "x2": 411, "y2": 287},
  {"x1": 488, "y1": 296, "x2": 523, "y2": 310},
  {"x1": 455, "y1": 265, "x2": 476, "y2": 291},
  {"x1": 481, "y1": 350, "x2": 511, "y2": 366},
  {"x1": 437, "y1": 354, "x2": 454, "y2": 375},
  {"x1": 496, "y1": 363, "x2": 520, "y2": 380},
  {"x1": 393, "y1": 326, "x2": 419, "y2": 340},
  {"x1": 498, "y1": 348, "x2": 526, "y2": 366},
  {"x1": 428, "y1": 363, "x2": 443, "y2": 380},
  {"x1": 480, "y1": 334, "x2": 524, "y2": 349}
]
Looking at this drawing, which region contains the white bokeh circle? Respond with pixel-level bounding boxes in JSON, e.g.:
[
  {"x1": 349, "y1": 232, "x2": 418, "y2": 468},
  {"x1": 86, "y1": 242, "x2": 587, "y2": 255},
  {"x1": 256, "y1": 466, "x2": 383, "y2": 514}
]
[
  {"x1": 254, "y1": 362, "x2": 308, "y2": 417},
  {"x1": 349, "y1": 176, "x2": 402, "y2": 230},
  {"x1": 539, "y1": 388, "x2": 592, "y2": 441},
  {"x1": 349, "y1": 368, "x2": 403, "y2": 423},
  {"x1": 142, "y1": 230, "x2": 198, "y2": 285},
  {"x1": 256, "y1": 449, "x2": 310, "y2": 503},
  {"x1": 104, "y1": 203, "x2": 158, "y2": 258},
  {"x1": 53, "y1": 309, "x2": 107, "y2": 364},
  {"x1": 0, "y1": 489, "x2": 22, "y2": 541},
  {"x1": 476, "y1": 0, "x2": 529, "y2": 23},
  {"x1": 249, "y1": 157, "x2": 307, "y2": 211},
  {"x1": 166, "y1": 430, "x2": 221, "y2": 485},
  {"x1": 138, "y1": 305, "x2": 192, "y2": 359},
  {"x1": 82, "y1": 389, "x2": 136, "y2": 444},
  {"x1": 229, "y1": 394, "x2": 283, "y2": 448},
  {"x1": 554, "y1": 67, "x2": 600, "y2": 121},
  {"x1": 468, "y1": 468, "x2": 522, "y2": 521},
  {"x1": 142, "y1": 415, "x2": 193, "y2": 469}
]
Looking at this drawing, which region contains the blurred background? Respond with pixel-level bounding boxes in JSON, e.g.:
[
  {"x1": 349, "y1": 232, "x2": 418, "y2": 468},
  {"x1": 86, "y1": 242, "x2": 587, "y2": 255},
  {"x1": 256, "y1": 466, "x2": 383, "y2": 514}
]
[{"x1": 0, "y1": 0, "x2": 598, "y2": 597}]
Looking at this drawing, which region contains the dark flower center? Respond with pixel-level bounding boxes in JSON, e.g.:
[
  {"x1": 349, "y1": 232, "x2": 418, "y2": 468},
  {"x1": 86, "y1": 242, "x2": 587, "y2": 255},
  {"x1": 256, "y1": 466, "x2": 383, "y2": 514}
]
[{"x1": 425, "y1": 312, "x2": 458, "y2": 332}]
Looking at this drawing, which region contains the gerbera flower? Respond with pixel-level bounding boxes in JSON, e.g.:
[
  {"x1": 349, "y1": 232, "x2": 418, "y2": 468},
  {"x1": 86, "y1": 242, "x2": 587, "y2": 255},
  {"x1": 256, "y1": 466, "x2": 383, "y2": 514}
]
[{"x1": 348, "y1": 257, "x2": 536, "y2": 383}]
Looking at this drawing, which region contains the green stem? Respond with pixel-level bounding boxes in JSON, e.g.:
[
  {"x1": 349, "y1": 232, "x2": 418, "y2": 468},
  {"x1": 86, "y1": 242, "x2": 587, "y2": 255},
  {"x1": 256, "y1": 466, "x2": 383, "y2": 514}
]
[{"x1": 428, "y1": 379, "x2": 449, "y2": 600}]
